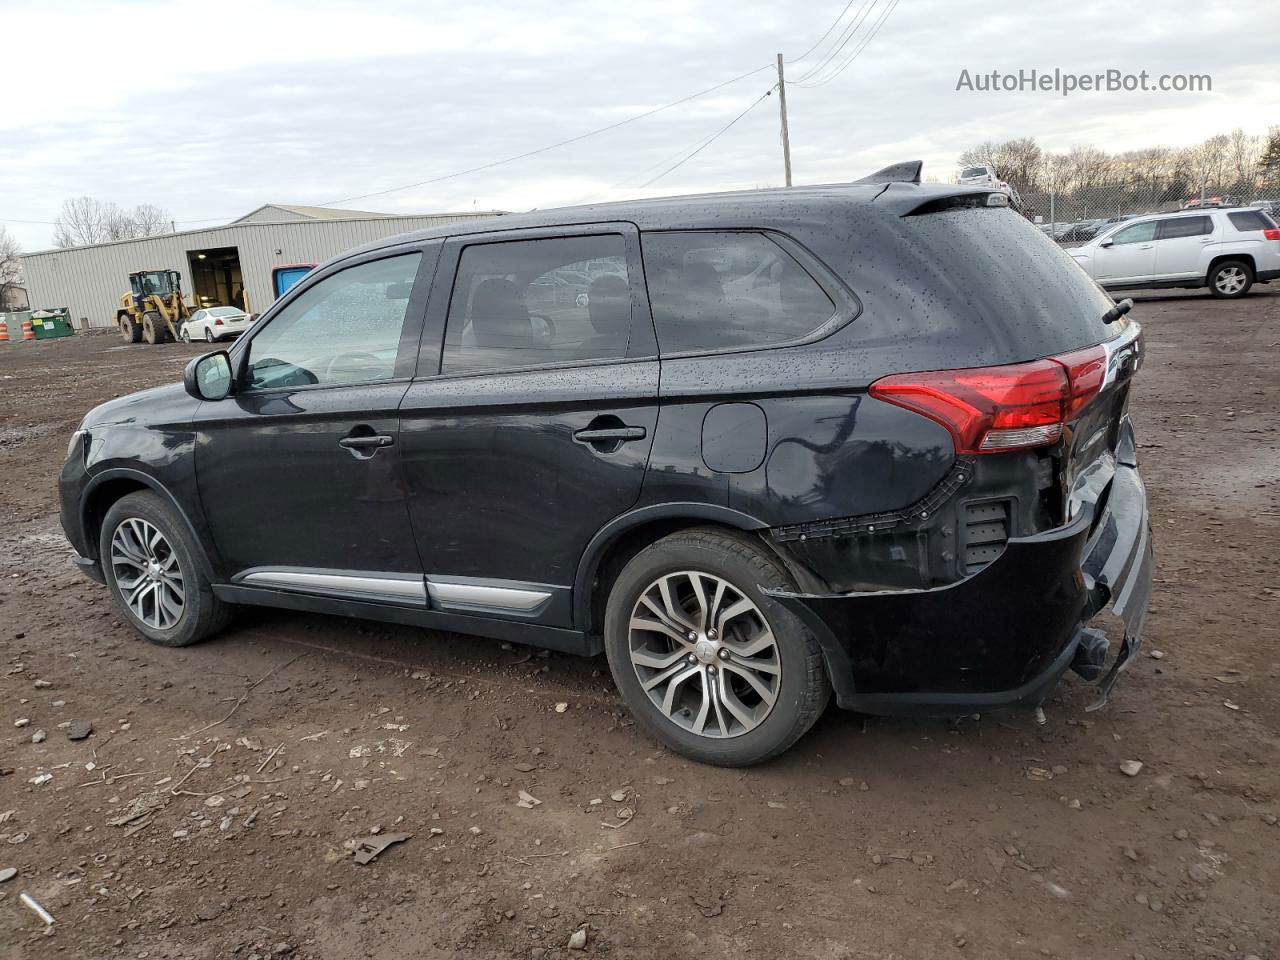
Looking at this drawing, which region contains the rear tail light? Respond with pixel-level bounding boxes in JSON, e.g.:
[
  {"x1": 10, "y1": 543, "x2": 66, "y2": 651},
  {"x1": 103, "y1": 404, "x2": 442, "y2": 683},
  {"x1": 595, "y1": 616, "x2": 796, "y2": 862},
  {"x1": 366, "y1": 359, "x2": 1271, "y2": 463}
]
[
  {"x1": 214, "y1": 317, "x2": 224, "y2": 326},
  {"x1": 1264, "y1": 228, "x2": 1280, "y2": 241},
  {"x1": 869, "y1": 345, "x2": 1107, "y2": 455}
]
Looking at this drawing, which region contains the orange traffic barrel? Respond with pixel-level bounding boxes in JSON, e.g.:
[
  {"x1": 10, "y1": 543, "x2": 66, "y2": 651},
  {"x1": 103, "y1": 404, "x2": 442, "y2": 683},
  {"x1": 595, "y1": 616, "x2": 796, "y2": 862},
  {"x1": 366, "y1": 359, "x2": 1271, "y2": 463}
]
[
  {"x1": 0, "y1": 319, "x2": 9, "y2": 342},
  {"x1": 21, "y1": 319, "x2": 35, "y2": 341}
]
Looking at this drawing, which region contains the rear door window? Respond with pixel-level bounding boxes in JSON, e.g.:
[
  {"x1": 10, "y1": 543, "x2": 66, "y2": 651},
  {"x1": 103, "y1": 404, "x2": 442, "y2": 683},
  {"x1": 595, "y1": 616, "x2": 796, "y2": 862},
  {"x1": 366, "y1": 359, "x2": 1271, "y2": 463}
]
[
  {"x1": 1228, "y1": 210, "x2": 1276, "y2": 232},
  {"x1": 1156, "y1": 216, "x2": 1213, "y2": 240},
  {"x1": 441, "y1": 235, "x2": 632, "y2": 375},
  {"x1": 640, "y1": 231, "x2": 835, "y2": 354}
]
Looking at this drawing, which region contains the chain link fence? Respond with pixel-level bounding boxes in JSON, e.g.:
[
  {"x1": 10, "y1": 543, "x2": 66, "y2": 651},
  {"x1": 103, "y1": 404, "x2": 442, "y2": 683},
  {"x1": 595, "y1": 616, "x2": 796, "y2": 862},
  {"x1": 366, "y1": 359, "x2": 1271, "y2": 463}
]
[{"x1": 1016, "y1": 179, "x2": 1280, "y2": 246}]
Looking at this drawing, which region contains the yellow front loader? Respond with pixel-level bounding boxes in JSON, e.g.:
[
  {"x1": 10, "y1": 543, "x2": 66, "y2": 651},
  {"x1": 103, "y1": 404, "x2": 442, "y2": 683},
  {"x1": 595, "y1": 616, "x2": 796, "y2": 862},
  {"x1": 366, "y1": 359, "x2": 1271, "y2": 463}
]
[{"x1": 116, "y1": 270, "x2": 194, "y2": 344}]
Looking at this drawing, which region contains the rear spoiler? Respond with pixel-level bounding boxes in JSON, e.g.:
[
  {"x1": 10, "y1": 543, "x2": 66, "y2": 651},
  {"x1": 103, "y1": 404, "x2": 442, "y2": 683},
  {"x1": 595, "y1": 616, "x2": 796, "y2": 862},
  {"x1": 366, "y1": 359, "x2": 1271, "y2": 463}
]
[{"x1": 853, "y1": 160, "x2": 923, "y2": 185}]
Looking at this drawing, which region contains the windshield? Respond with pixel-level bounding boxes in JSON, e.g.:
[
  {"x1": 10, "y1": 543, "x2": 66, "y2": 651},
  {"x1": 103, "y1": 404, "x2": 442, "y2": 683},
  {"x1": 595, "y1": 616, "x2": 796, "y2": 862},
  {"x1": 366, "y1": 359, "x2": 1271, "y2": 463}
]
[{"x1": 960, "y1": 167, "x2": 989, "y2": 179}]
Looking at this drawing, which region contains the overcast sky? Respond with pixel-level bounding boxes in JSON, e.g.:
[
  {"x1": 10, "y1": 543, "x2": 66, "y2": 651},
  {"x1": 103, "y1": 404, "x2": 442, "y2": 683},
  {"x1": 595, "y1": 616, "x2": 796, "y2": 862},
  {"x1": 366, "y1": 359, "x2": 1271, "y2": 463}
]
[{"x1": 3, "y1": 0, "x2": 1277, "y2": 250}]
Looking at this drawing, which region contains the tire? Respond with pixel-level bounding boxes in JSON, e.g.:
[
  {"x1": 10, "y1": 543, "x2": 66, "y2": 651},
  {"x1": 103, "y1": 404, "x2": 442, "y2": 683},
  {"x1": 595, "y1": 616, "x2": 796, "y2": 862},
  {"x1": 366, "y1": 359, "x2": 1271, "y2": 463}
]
[
  {"x1": 603, "y1": 528, "x2": 830, "y2": 766},
  {"x1": 119, "y1": 314, "x2": 142, "y2": 343},
  {"x1": 181, "y1": 326, "x2": 191, "y2": 342},
  {"x1": 101, "y1": 491, "x2": 230, "y2": 647},
  {"x1": 141, "y1": 312, "x2": 164, "y2": 345},
  {"x1": 1209, "y1": 260, "x2": 1253, "y2": 298},
  {"x1": 205, "y1": 326, "x2": 215, "y2": 343}
]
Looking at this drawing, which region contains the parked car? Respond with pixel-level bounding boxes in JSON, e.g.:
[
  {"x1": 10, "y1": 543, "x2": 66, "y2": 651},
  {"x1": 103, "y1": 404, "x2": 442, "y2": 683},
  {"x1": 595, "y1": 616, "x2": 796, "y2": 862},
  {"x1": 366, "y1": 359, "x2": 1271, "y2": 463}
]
[
  {"x1": 182, "y1": 306, "x2": 253, "y2": 342},
  {"x1": 1068, "y1": 207, "x2": 1280, "y2": 297},
  {"x1": 1057, "y1": 219, "x2": 1107, "y2": 243},
  {"x1": 59, "y1": 170, "x2": 1152, "y2": 766}
]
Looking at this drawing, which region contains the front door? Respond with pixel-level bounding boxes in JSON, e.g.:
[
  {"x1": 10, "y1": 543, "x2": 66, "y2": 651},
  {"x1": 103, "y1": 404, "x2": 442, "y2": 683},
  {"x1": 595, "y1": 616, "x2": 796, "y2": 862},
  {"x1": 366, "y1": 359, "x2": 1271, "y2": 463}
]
[
  {"x1": 1093, "y1": 220, "x2": 1158, "y2": 282},
  {"x1": 399, "y1": 225, "x2": 658, "y2": 625},
  {"x1": 193, "y1": 246, "x2": 436, "y2": 598}
]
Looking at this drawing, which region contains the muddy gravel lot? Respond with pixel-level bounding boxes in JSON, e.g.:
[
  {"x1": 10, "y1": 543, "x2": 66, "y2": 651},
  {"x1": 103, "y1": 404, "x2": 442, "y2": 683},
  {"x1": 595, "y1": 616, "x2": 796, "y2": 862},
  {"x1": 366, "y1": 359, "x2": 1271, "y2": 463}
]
[{"x1": 1, "y1": 292, "x2": 1278, "y2": 960}]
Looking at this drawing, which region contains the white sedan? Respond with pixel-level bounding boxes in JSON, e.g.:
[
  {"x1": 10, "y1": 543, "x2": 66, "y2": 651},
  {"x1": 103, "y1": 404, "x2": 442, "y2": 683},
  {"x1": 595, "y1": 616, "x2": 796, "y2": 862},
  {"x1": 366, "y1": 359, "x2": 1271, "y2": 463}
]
[{"x1": 182, "y1": 306, "x2": 253, "y2": 342}]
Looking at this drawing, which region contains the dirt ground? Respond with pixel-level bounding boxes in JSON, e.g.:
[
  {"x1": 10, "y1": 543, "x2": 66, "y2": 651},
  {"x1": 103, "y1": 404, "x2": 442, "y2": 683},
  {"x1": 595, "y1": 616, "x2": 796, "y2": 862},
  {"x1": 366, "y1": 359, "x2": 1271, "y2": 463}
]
[{"x1": 1, "y1": 292, "x2": 1278, "y2": 960}]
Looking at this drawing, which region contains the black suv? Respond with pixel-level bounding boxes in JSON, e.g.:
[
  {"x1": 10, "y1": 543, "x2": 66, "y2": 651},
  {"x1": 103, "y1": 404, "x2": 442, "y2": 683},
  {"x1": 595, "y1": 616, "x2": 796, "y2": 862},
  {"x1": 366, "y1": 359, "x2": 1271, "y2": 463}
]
[{"x1": 60, "y1": 166, "x2": 1152, "y2": 766}]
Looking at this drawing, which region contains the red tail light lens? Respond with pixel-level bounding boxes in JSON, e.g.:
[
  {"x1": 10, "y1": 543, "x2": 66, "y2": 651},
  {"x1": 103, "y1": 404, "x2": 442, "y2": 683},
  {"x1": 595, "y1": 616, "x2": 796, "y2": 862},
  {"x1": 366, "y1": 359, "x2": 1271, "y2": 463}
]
[
  {"x1": 214, "y1": 317, "x2": 224, "y2": 325},
  {"x1": 1264, "y1": 228, "x2": 1280, "y2": 241},
  {"x1": 869, "y1": 345, "x2": 1107, "y2": 455}
]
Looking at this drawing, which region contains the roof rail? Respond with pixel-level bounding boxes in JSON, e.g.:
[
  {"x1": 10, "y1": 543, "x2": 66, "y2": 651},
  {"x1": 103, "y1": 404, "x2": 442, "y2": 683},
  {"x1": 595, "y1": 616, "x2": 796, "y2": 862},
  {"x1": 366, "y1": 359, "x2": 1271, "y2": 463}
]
[{"x1": 853, "y1": 161, "x2": 923, "y2": 185}]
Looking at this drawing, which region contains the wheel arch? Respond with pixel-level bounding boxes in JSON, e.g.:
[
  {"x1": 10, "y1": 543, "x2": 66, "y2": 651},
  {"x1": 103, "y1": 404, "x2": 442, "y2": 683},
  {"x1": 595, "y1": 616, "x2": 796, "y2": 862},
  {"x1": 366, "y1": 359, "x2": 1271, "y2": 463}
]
[
  {"x1": 573, "y1": 503, "x2": 828, "y2": 634},
  {"x1": 82, "y1": 469, "x2": 216, "y2": 580},
  {"x1": 1207, "y1": 253, "x2": 1255, "y2": 279}
]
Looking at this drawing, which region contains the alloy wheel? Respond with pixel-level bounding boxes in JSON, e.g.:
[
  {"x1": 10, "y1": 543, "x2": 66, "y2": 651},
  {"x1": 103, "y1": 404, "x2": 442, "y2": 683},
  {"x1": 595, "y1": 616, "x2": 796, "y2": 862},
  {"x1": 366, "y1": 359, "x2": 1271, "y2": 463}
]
[
  {"x1": 1215, "y1": 267, "x2": 1245, "y2": 295},
  {"x1": 627, "y1": 571, "x2": 781, "y2": 739},
  {"x1": 109, "y1": 518, "x2": 185, "y2": 630}
]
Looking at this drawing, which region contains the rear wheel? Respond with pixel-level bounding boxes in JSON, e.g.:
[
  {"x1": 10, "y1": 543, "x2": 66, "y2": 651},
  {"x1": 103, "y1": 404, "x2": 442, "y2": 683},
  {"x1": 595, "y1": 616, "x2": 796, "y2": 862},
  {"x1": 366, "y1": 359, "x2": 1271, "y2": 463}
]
[
  {"x1": 1209, "y1": 260, "x2": 1253, "y2": 298},
  {"x1": 205, "y1": 326, "x2": 215, "y2": 343},
  {"x1": 603, "y1": 528, "x2": 830, "y2": 766},
  {"x1": 101, "y1": 491, "x2": 230, "y2": 647},
  {"x1": 119, "y1": 314, "x2": 142, "y2": 343},
  {"x1": 141, "y1": 312, "x2": 165, "y2": 345}
]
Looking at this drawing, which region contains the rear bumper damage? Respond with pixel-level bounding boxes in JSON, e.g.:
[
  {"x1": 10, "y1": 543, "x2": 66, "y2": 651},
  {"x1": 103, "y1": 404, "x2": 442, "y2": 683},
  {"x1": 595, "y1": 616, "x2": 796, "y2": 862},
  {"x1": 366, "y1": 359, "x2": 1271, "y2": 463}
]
[{"x1": 766, "y1": 463, "x2": 1153, "y2": 716}]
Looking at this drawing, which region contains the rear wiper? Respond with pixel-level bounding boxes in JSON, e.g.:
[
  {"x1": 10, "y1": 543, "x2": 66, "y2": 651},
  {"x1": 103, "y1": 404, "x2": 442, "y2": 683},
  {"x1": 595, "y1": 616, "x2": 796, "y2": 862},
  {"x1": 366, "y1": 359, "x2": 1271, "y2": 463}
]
[{"x1": 1101, "y1": 298, "x2": 1133, "y2": 325}]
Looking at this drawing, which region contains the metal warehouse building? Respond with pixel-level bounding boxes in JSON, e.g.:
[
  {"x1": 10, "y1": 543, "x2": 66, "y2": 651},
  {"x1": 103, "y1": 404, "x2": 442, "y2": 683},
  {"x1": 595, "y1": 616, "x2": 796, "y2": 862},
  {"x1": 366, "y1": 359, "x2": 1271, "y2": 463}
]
[{"x1": 19, "y1": 204, "x2": 505, "y2": 329}]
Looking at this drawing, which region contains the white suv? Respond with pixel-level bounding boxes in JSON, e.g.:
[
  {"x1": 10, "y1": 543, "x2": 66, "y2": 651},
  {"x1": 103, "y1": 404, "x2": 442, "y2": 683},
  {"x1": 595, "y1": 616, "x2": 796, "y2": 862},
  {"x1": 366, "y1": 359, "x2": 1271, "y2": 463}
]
[{"x1": 1068, "y1": 207, "x2": 1280, "y2": 298}]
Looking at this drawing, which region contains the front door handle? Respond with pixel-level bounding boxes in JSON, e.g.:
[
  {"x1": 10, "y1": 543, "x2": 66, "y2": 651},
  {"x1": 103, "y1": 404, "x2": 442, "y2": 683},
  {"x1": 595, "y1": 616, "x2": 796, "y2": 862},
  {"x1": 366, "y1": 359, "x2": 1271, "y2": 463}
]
[
  {"x1": 573, "y1": 426, "x2": 647, "y2": 443},
  {"x1": 339, "y1": 431, "x2": 394, "y2": 460}
]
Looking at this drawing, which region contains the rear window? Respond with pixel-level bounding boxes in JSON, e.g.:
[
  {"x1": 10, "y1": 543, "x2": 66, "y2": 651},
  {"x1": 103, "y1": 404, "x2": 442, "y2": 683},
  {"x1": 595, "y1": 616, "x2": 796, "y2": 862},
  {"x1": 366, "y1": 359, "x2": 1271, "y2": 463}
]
[
  {"x1": 1157, "y1": 216, "x2": 1212, "y2": 239},
  {"x1": 960, "y1": 167, "x2": 989, "y2": 179},
  {"x1": 641, "y1": 231, "x2": 835, "y2": 354},
  {"x1": 1228, "y1": 210, "x2": 1276, "y2": 232},
  {"x1": 893, "y1": 207, "x2": 1121, "y2": 357}
]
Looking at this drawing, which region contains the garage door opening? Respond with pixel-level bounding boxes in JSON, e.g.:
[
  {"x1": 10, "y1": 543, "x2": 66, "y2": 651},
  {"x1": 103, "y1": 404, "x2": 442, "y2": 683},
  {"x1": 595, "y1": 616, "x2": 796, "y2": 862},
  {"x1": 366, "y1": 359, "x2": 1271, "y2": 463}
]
[{"x1": 187, "y1": 246, "x2": 246, "y2": 311}]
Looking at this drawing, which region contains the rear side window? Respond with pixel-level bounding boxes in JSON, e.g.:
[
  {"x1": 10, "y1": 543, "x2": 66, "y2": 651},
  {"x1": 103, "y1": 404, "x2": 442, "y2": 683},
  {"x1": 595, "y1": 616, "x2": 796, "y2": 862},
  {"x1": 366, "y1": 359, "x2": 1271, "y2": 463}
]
[
  {"x1": 442, "y1": 235, "x2": 631, "y2": 375},
  {"x1": 1157, "y1": 216, "x2": 1212, "y2": 239},
  {"x1": 1228, "y1": 210, "x2": 1276, "y2": 232},
  {"x1": 641, "y1": 231, "x2": 835, "y2": 354}
]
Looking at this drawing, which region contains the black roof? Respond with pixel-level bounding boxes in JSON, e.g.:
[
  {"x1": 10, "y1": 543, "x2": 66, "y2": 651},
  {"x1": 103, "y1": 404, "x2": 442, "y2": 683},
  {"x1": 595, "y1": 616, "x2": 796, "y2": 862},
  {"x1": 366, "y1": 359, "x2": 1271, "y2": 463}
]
[{"x1": 338, "y1": 180, "x2": 995, "y2": 262}]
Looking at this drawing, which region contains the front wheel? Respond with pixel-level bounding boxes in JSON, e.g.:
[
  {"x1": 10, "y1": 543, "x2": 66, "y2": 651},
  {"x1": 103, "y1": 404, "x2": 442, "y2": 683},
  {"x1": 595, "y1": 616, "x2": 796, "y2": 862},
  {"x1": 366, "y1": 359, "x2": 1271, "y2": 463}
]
[
  {"x1": 141, "y1": 312, "x2": 165, "y2": 345},
  {"x1": 1209, "y1": 260, "x2": 1253, "y2": 298},
  {"x1": 603, "y1": 528, "x2": 830, "y2": 766},
  {"x1": 101, "y1": 492, "x2": 230, "y2": 647}
]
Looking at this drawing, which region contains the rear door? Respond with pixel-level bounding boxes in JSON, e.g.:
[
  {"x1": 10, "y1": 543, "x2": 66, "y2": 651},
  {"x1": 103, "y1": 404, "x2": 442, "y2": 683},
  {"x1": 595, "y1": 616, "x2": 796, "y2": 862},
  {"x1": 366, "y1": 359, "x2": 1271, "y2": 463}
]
[
  {"x1": 1093, "y1": 220, "x2": 1158, "y2": 282},
  {"x1": 193, "y1": 244, "x2": 436, "y2": 593},
  {"x1": 1153, "y1": 215, "x2": 1214, "y2": 279},
  {"x1": 398, "y1": 224, "x2": 658, "y2": 625}
]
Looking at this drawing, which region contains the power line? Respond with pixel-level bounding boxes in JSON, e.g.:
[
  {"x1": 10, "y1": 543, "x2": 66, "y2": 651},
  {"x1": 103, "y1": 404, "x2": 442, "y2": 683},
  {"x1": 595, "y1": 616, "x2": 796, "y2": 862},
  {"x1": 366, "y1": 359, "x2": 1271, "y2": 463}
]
[
  {"x1": 313, "y1": 64, "x2": 774, "y2": 207},
  {"x1": 794, "y1": 0, "x2": 901, "y2": 88},
  {"x1": 786, "y1": 0, "x2": 860, "y2": 64},
  {"x1": 638, "y1": 87, "x2": 777, "y2": 189},
  {"x1": 791, "y1": 0, "x2": 880, "y2": 85}
]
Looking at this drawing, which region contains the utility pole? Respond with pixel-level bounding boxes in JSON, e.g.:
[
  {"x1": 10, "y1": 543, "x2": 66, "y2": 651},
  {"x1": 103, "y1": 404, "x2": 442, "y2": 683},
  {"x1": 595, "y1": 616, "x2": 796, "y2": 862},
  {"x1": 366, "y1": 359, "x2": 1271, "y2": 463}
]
[{"x1": 776, "y1": 53, "x2": 792, "y2": 187}]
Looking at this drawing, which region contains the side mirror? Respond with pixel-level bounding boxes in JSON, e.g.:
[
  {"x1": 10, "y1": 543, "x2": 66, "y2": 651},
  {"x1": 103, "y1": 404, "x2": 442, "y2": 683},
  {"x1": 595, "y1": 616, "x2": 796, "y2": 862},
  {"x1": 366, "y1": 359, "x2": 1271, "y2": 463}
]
[
  {"x1": 1099, "y1": 238, "x2": 1114, "y2": 248},
  {"x1": 183, "y1": 351, "x2": 234, "y2": 401}
]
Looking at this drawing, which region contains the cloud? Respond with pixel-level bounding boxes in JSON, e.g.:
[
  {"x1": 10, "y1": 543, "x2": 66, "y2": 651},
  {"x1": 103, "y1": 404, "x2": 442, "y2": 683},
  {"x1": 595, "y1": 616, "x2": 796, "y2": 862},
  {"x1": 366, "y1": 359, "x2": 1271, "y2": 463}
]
[{"x1": 4, "y1": 0, "x2": 1277, "y2": 250}]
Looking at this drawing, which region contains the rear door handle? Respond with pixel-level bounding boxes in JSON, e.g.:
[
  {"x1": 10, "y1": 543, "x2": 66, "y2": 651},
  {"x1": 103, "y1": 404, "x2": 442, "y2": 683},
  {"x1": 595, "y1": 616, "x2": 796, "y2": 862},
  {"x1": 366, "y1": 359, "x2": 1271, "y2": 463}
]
[
  {"x1": 339, "y1": 435, "x2": 394, "y2": 449},
  {"x1": 573, "y1": 426, "x2": 647, "y2": 443}
]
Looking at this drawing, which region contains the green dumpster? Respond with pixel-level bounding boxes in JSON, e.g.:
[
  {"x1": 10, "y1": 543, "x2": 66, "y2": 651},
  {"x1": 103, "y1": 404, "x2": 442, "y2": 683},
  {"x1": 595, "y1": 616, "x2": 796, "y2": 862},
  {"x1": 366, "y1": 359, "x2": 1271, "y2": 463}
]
[{"x1": 30, "y1": 308, "x2": 75, "y2": 339}]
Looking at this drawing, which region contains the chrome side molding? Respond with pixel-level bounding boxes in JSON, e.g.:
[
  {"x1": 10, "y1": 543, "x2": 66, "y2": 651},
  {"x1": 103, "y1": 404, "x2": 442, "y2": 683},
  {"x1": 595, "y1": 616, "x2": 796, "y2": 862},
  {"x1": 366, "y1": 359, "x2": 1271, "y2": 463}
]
[
  {"x1": 426, "y1": 579, "x2": 552, "y2": 613},
  {"x1": 233, "y1": 568, "x2": 552, "y2": 615},
  {"x1": 238, "y1": 569, "x2": 426, "y2": 601}
]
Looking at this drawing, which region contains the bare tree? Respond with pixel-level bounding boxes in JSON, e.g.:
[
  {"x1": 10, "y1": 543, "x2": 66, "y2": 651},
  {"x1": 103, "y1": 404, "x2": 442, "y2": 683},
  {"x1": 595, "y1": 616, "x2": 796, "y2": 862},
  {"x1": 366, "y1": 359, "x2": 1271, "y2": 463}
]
[
  {"x1": 132, "y1": 203, "x2": 172, "y2": 237},
  {"x1": 0, "y1": 226, "x2": 24, "y2": 310},
  {"x1": 53, "y1": 197, "x2": 173, "y2": 248}
]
